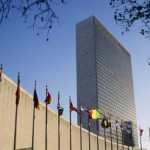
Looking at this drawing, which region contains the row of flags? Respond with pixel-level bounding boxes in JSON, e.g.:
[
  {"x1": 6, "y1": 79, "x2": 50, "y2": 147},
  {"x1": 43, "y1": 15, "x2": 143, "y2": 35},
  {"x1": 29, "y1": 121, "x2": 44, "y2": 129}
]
[
  {"x1": 0, "y1": 66, "x2": 145, "y2": 150},
  {"x1": 70, "y1": 104, "x2": 145, "y2": 150},
  {"x1": 71, "y1": 104, "x2": 144, "y2": 137},
  {"x1": 13, "y1": 70, "x2": 144, "y2": 136},
  {"x1": 0, "y1": 64, "x2": 145, "y2": 136}
]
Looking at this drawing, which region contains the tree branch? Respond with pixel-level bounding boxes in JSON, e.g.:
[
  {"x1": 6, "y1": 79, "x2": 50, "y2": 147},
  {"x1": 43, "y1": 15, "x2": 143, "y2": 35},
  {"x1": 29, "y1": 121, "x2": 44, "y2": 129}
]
[
  {"x1": 0, "y1": 0, "x2": 64, "y2": 40},
  {"x1": 110, "y1": 0, "x2": 150, "y2": 38}
]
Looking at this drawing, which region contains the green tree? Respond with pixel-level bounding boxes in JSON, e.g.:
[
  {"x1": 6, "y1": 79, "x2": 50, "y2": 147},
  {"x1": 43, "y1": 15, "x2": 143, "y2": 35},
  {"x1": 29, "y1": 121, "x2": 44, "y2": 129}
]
[{"x1": 110, "y1": 0, "x2": 150, "y2": 38}]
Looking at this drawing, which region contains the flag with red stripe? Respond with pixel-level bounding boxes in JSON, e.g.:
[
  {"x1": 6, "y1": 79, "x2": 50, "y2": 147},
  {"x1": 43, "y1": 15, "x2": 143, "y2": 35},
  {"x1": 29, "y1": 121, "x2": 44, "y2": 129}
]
[
  {"x1": 45, "y1": 92, "x2": 52, "y2": 104},
  {"x1": 16, "y1": 75, "x2": 20, "y2": 105},
  {"x1": 70, "y1": 101, "x2": 79, "y2": 113}
]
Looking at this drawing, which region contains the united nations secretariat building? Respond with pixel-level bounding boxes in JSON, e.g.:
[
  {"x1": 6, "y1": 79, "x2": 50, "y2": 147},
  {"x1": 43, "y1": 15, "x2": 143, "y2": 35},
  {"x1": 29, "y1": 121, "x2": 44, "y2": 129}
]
[{"x1": 76, "y1": 16, "x2": 138, "y2": 147}]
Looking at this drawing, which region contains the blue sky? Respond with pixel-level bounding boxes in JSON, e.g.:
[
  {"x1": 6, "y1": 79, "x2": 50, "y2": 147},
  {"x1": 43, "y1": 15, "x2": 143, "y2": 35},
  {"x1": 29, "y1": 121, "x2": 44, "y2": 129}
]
[{"x1": 0, "y1": 0, "x2": 150, "y2": 149}]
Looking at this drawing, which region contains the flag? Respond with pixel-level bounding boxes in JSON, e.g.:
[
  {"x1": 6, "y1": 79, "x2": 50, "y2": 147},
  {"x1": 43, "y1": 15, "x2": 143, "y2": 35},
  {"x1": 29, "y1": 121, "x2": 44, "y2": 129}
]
[
  {"x1": 0, "y1": 70, "x2": 2, "y2": 82},
  {"x1": 57, "y1": 104, "x2": 64, "y2": 116},
  {"x1": 70, "y1": 101, "x2": 79, "y2": 113},
  {"x1": 16, "y1": 75, "x2": 20, "y2": 105},
  {"x1": 101, "y1": 116, "x2": 110, "y2": 128},
  {"x1": 33, "y1": 89, "x2": 40, "y2": 109},
  {"x1": 107, "y1": 116, "x2": 111, "y2": 127},
  {"x1": 140, "y1": 128, "x2": 143, "y2": 136},
  {"x1": 120, "y1": 120, "x2": 124, "y2": 129},
  {"x1": 45, "y1": 92, "x2": 52, "y2": 104},
  {"x1": 88, "y1": 108, "x2": 103, "y2": 120},
  {"x1": 115, "y1": 120, "x2": 119, "y2": 128},
  {"x1": 81, "y1": 106, "x2": 88, "y2": 112},
  {"x1": 126, "y1": 127, "x2": 132, "y2": 135},
  {"x1": 125, "y1": 123, "x2": 132, "y2": 135}
]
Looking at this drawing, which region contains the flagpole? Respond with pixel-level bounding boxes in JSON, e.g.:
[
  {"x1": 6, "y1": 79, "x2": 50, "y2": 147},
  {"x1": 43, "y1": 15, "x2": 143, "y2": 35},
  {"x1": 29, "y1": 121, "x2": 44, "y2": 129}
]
[
  {"x1": 13, "y1": 103, "x2": 18, "y2": 150},
  {"x1": 88, "y1": 116, "x2": 91, "y2": 150},
  {"x1": 69, "y1": 96, "x2": 72, "y2": 150},
  {"x1": 32, "y1": 105, "x2": 35, "y2": 150},
  {"x1": 139, "y1": 127, "x2": 142, "y2": 150},
  {"x1": 96, "y1": 120, "x2": 99, "y2": 150},
  {"x1": 127, "y1": 130, "x2": 129, "y2": 150},
  {"x1": 116, "y1": 126, "x2": 118, "y2": 150},
  {"x1": 110, "y1": 124, "x2": 112, "y2": 150},
  {"x1": 121, "y1": 128, "x2": 124, "y2": 150},
  {"x1": 80, "y1": 106, "x2": 82, "y2": 150},
  {"x1": 58, "y1": 91, "x2": 60, "y2": 150},
  {"x1": 45, "y1": 85, "x2": 48, "y2": 150},
  {"x1": 13, "y1": 72, "x2": 20, "y2": 150},
  {"x1": 104, "y1": 128, "x2": 106, "y2": 150},
  {"x1": 104, "y1": 127, "x2": 106, "y2": 150},
  {"x1": 32, "y1": 81, "x2": 36, "y2": 150},
  {"x1": 131, "y1": 129, "x2": 133, "y2": 150}
]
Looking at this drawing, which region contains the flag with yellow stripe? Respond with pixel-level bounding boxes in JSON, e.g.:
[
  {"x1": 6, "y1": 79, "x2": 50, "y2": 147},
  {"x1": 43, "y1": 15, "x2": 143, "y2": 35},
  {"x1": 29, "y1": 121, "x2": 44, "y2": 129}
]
[{"x1": 89, "y1": 108, "x2": 103, "y2": 119}]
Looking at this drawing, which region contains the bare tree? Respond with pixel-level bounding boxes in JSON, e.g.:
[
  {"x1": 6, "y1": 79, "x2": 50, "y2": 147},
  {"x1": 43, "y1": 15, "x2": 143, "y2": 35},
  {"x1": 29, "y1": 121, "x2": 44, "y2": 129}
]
[
  {"x1": 0, "y1": 0, "x2": 64, "y2": 40},
  {"x1": 1, "y1": 1, "x2": 150, "y2": 39},
  {"x1": 110, "y1": 0, "x2": 150, "y2": 38}
]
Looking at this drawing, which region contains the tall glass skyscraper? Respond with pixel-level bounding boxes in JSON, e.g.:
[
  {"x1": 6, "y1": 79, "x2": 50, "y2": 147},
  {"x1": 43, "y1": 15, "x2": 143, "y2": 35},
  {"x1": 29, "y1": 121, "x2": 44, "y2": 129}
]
[{"x1": 76, "y1": 16, "x2": 138, "y2": 147}]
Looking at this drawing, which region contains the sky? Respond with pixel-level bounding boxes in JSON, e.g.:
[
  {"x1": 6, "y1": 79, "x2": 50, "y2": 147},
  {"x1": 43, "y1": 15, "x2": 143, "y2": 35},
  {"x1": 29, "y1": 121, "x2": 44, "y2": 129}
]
[{"x1": 0, "y1": 0, "x2": 150, "y2": 149}]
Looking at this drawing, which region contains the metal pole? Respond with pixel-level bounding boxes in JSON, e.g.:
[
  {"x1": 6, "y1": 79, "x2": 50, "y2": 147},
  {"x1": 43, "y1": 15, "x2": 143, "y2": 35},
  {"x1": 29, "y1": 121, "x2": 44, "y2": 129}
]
[
  {"x1": 45, "y1": 86, "x2": 48, "y2": 150},
  {"x1": 96, "y1": 120, "x2": 99, "y2": 150},
  {"x1": 32, "y1": 81, "x2": 36, "y2": 150},
  {"x1": 116, "y1": 126, "x2": 118, "y2": 150},
  {"x1": 13, "y1": 104, "x2": 18, "y2": 150},
  {"x1": 140, "y1": 136, "x2": 142, "y2": 150},
  {"x1": 128, "y1": 133, "x2": 129, "y2": 150},
  {"x1": 13, "y1": 73, "x2": 20, "y2": 150},
  {"x1": 58, "y1": 92, "x2": 60, "y2": 150},
  {"x1": 110, "y1": 125, "x2": 113, "y2": 150},
  {"x1": 131, "y1": 130, "x2": 133, "y2": 150},
  {"x1": 32, "y1": 107, "x2": 35, "y2": 150},
  {"x1": 122, "y1": 129, "x2": 124, "y2": 150},
  {"x1": 69, "y1": 97, "x2": 72, "y2": 150},
  {"x1": 104, "y1": 128, "x2": 106, "y2": 150},
  {"x1": 80, "y1": 106, "x2": 82, "y2": 150},
  {"x1": 139, "y1": 126, "x2": 142, "y2": 150},
  {"x1": 88, "y1": 116, "x2": 91, "y2": 150}
]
